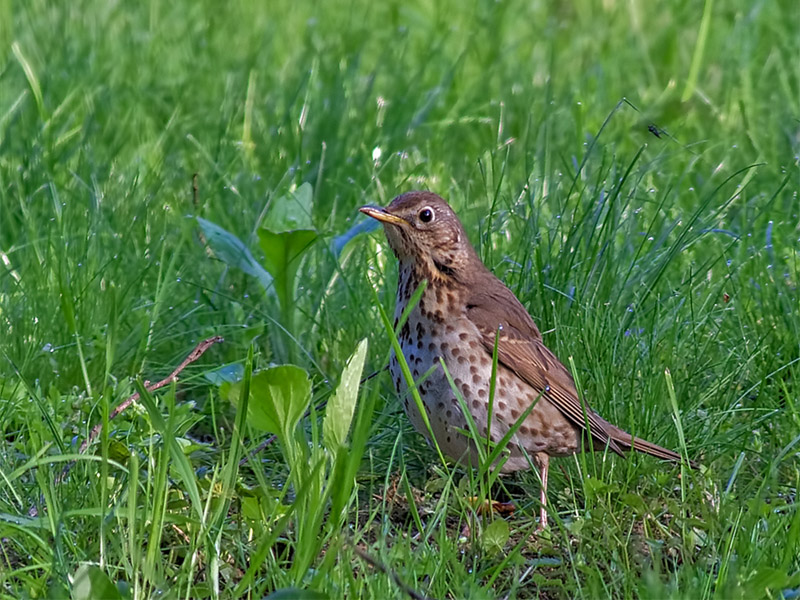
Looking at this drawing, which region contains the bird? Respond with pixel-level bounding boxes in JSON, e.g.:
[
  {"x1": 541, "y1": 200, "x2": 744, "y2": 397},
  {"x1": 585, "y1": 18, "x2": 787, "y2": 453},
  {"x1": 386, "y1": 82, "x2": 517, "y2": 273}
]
[{"x1": 360, "y1": 190, "x2": 694, "y2": 529}]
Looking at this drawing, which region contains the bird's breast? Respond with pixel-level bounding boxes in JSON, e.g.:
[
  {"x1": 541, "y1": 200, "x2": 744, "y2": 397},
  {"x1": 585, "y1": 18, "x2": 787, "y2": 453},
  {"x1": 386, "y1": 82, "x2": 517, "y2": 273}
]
[
  {"x1": 389, "y1": 272, "x2": 581, "y2": 470},
  {"x1": 389, "y1": 275, "x2": 478, "y2": 457}
]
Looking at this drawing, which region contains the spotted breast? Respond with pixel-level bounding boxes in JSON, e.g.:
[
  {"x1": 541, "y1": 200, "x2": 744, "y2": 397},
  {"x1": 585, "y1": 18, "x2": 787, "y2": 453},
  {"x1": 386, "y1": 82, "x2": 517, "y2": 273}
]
[{"x1": 389, "y1": 262, "x2": 582, "y2": 471}]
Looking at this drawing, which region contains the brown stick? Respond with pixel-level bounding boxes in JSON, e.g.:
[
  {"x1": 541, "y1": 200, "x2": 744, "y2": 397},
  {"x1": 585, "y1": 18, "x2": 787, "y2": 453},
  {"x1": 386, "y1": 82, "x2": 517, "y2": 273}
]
[
  {"x1": 239, "y1": 434, "x2": 278, "y2": 466},
  {"x1": 54, "y1": 336, "x2": 224, "y2": 487},
  {"x1": 79, "y1": 335, "x2": 224, "y2": 453},
  {"x1": 56, "y1": 336, "x2": 223, "y2": 484}
]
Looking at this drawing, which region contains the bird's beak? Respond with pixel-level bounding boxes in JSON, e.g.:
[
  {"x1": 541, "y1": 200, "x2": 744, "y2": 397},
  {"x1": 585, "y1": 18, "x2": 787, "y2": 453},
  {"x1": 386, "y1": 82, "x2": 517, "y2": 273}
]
[{"x1": 359, "y1": 205, "x2": 408, "y2": 226}]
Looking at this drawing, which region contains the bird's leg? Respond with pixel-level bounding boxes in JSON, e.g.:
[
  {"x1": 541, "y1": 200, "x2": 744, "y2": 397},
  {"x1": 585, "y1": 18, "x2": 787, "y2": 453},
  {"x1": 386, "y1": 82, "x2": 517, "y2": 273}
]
[{"x1": 536, "y1": 452, "x2": 549, "y2": 530}]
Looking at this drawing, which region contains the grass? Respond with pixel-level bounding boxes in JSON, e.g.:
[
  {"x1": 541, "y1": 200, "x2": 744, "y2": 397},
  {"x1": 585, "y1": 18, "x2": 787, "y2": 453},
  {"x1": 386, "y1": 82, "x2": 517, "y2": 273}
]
[{"x1": 1, "y1": 0, "x2": 799, "y2": 597}]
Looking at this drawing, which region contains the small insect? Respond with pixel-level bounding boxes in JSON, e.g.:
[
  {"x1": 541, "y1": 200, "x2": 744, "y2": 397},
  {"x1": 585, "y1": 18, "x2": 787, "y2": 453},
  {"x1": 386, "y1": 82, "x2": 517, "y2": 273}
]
[
  {"x1": 723, "y1": 293, "x2": 731, "y2": 303},
  {"x1": 648, "y1": 124, "x2": 663, "y2": 138}
]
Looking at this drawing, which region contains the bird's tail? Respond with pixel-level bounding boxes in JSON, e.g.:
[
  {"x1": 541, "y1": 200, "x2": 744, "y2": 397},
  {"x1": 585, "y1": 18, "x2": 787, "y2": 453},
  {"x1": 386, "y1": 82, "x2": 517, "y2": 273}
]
[{"x1": 605, "y1": 423, "x2": 697, "y2": 468}]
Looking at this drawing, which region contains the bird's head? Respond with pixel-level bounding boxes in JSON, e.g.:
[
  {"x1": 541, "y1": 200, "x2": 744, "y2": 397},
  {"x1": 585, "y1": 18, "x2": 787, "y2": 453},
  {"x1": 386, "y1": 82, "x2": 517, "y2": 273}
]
[{"x1": 360, "y1": 191, "x2": 477, "y2": 279}]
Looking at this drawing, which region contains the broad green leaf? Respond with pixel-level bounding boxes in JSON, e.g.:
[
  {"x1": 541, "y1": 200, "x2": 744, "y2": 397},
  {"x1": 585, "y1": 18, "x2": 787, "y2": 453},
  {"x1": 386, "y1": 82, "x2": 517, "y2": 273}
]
[
  {"x1": 323, "y1": 338, "x2": 368, "y2": 451},
  {"x1": 258, "y1": 228, "x2": 318, "y2": 318},
  {"x1": 257, "y1": 184, "x2": 318, "y2": 339},
  {"x1": 241, "y1": 496, "x2": 262, "y2": 521},
  {"x1": 220, "y1": 381, "x2": 235, "y2": 404},
  {"x1": 197, "y1": 217, "x2": 274, "y2": 292},
  {"x1": 227, "y1": 366, "x2": 311, "y2": 437},
  {"x1": 258, "y1": 229, "x2": 318, "y2": 284},
  {"x1": 174, "y1": 437, "x2": 205, "y2": 454},
  {"x1": 744, "y1": 567, "x2": 790, "y2": 597},
  {"x1": 72, "y1": 564, "x2": 123, "y2": 600},
  {"x1": 264, "y1": 182, "x2": 314, "y2": 232},
  {"x1": 482, "y1": 518, "x2": 510, "y2": 555},
  {"x1": 620, "y1": 492, "x2": 648, "y2": 516},
  {"x1": 107, "y1": 439, "x2": 131, "y2": 463}
]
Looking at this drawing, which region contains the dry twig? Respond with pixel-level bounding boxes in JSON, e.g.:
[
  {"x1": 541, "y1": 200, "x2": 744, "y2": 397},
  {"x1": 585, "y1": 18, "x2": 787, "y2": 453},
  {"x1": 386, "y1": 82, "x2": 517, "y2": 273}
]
[{"x1": 57, "y1": 336, "x2": 224, "y2": 482}]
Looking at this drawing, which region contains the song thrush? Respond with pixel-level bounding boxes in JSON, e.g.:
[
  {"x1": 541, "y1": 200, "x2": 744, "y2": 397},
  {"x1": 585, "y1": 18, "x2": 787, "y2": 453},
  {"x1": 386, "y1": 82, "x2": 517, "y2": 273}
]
[{"x1": 361, "y1": 191, "x2": 693, "y2": 528}]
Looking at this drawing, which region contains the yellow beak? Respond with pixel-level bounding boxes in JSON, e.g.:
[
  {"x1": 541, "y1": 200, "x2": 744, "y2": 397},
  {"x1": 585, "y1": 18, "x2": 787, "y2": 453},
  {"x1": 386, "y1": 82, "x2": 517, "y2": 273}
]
[{"x1": 359, "y1": 205, "x2": 408, "y2": 226}]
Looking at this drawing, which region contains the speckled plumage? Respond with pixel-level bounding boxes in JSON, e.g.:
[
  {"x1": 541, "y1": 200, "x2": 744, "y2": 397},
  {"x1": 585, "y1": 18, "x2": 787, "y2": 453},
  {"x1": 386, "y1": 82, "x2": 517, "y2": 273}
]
[
  {"x1": 389, "y1": 263, "x2": 581, "y2": 470},
  {"x1": 361, "y1": 191, "x2": 693, "y2": 528}
]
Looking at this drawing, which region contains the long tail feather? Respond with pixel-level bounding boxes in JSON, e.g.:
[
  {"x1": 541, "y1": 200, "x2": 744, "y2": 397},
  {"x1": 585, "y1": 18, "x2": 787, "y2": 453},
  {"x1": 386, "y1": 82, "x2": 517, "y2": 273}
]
[{"x1": 605, "y1": 423, "x2": 697, "y2": 468}]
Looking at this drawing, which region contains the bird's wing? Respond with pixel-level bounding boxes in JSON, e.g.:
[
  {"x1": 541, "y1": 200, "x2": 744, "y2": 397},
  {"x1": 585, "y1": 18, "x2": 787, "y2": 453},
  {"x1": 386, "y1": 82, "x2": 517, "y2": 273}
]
[{"x1": 466, "y1": 287, "x2": 624, "y2": 456}]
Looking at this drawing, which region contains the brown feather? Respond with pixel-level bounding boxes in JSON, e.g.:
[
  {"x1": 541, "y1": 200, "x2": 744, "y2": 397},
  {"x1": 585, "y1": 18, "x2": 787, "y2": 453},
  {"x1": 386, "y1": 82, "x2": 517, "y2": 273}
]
[
  {"x1": 604, "y1": 422, "x2": 697, "y2": 467},
  {"x1": 466, "y1": 287, "x2": 625, "y2": 456},
  {"x1": 465, "y1": 272, "x2": 687, "y2": 464}
]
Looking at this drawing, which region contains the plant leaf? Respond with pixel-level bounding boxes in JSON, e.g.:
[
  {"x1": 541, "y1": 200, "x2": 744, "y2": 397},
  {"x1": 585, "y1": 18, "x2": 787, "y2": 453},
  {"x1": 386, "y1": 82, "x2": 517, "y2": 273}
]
[
  {"x1": 107, "y1": 439, "x2": 131, "y2": 463},
  {"x1": 323, "y1": 338, "x2": 368, "y2": 451},
  {"x1": 197, "y1": 217, "x2": 274, "y2": 293},
  {"x1": 264, "y1": 182, "x2": 314, "y2": 232},
  {"x1": 620, "y1": 492, "x2": 648, "y2": 517},
  {"x1": 226, "y1": 366, "x2": 311, "y2": 437},
  {"x1": 72, "y1": 564, "x2": 124, "y2": 600},
  {"x1": 258, "y1": 228, "x2": 318, "y2": 315},
  {"x1": 258, "y1": 229, "x2": 318, "y2": 284},
  {"x1": 744, "y1": 567, "x2": 790, "y2": 598},
  {"x1": 481, "y1": 518, "x2": 510, "y2": 556}
]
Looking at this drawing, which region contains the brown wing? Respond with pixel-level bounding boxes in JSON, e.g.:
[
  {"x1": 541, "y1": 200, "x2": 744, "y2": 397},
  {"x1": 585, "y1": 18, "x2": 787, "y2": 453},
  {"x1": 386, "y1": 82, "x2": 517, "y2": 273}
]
[
  {"x1": 465, "y1": 284, "x2": 543, "y2": 341},
  {"x1": 466, "y1": 280, "x2": 624, "y2": 456}
]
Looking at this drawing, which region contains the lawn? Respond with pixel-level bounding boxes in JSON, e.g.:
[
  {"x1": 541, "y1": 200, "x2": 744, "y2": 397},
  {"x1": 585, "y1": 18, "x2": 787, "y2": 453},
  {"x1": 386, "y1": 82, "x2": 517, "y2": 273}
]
[{"x1": 1, "y1": 0, "x2": 798, "y2": 598}]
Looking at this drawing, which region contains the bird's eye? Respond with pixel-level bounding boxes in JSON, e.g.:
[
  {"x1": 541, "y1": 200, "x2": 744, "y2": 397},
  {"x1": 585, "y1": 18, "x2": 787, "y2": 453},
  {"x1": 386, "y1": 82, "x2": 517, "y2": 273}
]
[{"x1": 418, "y1": 207, "x2": 434, "y2": 223}]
